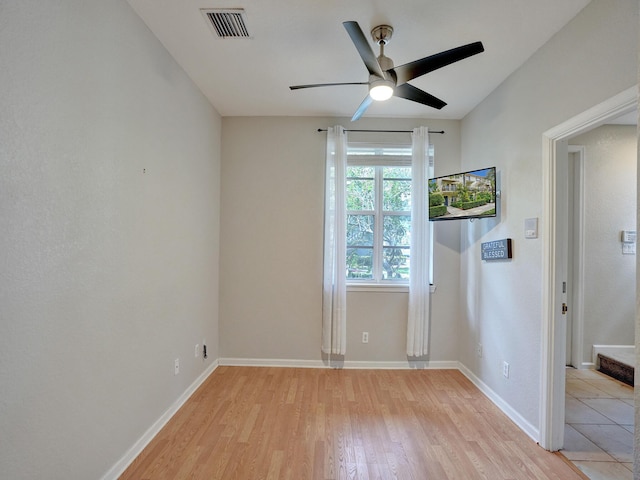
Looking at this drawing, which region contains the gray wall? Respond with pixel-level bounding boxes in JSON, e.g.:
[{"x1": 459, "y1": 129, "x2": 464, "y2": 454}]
[
  {"x1": 570, "y1": 125, "x2": 636, "y2": 363},
  {"x1": 0, "y1": 1, "x2": 222, "y2": 478},
  {"x1": 220, "y1": 116, "x2": 462, "y2": 364},
  {"x1": 459, "y1": 0, "x2": 637, "y2": 431}
]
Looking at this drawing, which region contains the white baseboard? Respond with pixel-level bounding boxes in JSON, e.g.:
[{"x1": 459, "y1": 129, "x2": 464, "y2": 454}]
[
  {"x1": 592, "y1": 344, "x2": 635, "y2": 368},
  {"x1": 342, "y1": 360, "x2": 459, "y2": 369},
  {"x1": 219, "y1": 357, "x2": 460, "y2": 370},
  {"x1": 458, "y1": 363, "x2": 540, "y2": 443},
  {"x1": 219, "y1": 357, "x2": 326, "y2": 368},
  {"x1": 100, "y1": 360, "x2": 219, "y2": 480}
]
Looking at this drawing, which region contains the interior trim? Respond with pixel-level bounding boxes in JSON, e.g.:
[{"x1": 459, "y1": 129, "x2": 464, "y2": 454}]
[
  {"x1": 540, "y1": 85, "x2": 637, "y2": 451},
  {"x1": 100, "y1": 361, "x2": 219, "y2": 480}
]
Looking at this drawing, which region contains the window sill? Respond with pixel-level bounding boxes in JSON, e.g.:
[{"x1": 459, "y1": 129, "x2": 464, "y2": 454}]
[{"x1": 347, "y1": 284, "x2": 437, "y2": 293}]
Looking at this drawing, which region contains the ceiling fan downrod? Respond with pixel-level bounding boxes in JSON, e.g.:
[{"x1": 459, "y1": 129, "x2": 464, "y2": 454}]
[{"x1": 371, "y1": 25, "x2": 394, "y2": 71}]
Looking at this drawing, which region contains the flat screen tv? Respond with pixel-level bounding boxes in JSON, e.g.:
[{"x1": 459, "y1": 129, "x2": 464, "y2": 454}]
[{"x1": 429, "y1": 167, "x2": 497, "y2": 221}]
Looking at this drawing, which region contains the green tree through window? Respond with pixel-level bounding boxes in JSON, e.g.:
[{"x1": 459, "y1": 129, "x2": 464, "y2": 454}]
[{"x1": 346, "y1": 152, "x2": 413, "y2": 282}]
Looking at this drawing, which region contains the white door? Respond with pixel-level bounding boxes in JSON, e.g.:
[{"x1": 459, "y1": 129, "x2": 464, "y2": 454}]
[
  {"x1": 553, "y1": 138, "x2": 569, "y2": 447},
  {"x1": 565, "y1": 150, "x2": 578, "y2": 366},
  {"x1": 566, "y1": 147, "x2": 586, "y2": 369}
]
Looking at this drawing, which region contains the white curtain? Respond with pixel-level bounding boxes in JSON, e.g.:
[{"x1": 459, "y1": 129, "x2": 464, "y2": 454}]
[
  {"x1": 407, "y1": 126, "x2": 431, "y2": 356},
  {"x1": 322, "y1": 126, "x2": 347, "y2": 355}
]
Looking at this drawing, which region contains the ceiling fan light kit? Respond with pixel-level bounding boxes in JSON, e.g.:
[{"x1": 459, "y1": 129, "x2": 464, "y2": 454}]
[
  {"x1": 289, "y1": 20, "x2": 484, "y2": 121},
  {"x1": 369, "y1": 78, "x2": 394, "y2": 101}
]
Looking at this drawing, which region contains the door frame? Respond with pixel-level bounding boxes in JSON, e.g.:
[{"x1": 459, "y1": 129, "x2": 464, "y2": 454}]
[
  {"x1": 539, "y1": 85, "x2": 637, "y2": 451},
  {"x1": 567, "y1": 145, "x2": 586, "y2": 369}
]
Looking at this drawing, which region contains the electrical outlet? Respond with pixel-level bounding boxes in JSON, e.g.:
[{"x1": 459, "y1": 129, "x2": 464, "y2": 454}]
[
  {"x1": 477, "y1": 343, "x2": 483, "y2": 358},
  {"x1": 195, "y1": 344, "x2": 199, "y2": 358},
  {"x1": 362, "y1": 332, "x2": 369, "y2": 343},
  {"x1": 502, "y1": 361, "x2": 510, "y2": 378},
  {"x1": 174, "y1": 358, "x2": 180, "y2": 375}
]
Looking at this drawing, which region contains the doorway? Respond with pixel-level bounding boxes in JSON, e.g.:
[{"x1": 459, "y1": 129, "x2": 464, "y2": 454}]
[{"x1": 539, "y1": 85, "x2": 637, "y2": 452}]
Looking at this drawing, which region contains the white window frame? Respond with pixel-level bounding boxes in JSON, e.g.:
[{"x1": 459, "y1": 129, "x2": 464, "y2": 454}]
[{"x1": 345, "y1": 143, "x2": 434, "y2": 291}]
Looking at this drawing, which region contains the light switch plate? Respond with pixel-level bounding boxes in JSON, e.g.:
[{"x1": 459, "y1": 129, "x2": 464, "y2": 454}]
[
  {"x1": 525, "y1": 218, "x2": 538, "y2": 239},
  {"x1": 621, "y1": 230, "x2": 636, "y2": 243}
]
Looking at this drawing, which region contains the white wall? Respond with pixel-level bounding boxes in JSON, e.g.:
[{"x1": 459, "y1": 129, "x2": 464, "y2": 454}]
[
  {"x1": 0, "y1": 1, "x2": 221, "y2": 478},
  {"x1": 459, "y1": 0, "x2": 637, "y2": 431},
  {"x1": 570, "y1": 125, "x2": 637, "y2": 363},
  {"x1": 220, "y1": 116, "x2": 462, "y2": 364}
]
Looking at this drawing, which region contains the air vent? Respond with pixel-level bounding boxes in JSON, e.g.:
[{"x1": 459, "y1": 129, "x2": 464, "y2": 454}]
[{"x1": 201, "y1": 9, "x2": 250, "y2": 38}]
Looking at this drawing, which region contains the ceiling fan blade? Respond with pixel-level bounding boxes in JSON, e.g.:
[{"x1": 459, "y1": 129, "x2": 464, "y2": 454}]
[
  {"x1": 391, "y1": 41, "x2": 484, "y2": 85},
  {"x1": 351, "y1": 94, "x2": 374, "y2": 121},
  {"x1": 289, "y1": 82, "x2": 368, "y2": 90},
  {"x1": 343, "y1": 21, "x2": 385, "y2": 78},
  {"x1": 394, "y1": 83, "x2": 447, "y2": 110}
]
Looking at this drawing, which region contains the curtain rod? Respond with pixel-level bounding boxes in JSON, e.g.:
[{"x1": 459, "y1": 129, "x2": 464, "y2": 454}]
[{"x1": 317, "y1": 128, "x2": 445, "y2": 134}]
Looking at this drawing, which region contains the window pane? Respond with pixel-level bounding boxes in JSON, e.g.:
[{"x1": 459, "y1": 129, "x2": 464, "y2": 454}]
[
  {"x1": 383, "y1": 167, "x2": 411, "y2": 211},
  {"x1": 383, "y1": 166, "x2": 411, "y2": 178},
  {"x1": 347, "y1": 179, "x2": 374, "y2": 210},
  {"x1": 347, "y1": 215, "x2": 374, "y2": 246},
  {"x1": 347, "y1": 166, "x2": 375, "y2": 210},
  {"x1": 383, "y1": 215, "x2": 410, "y2": 247},
  {"x1": 348, "y1": 166, "x2": 375, "y2": 177},
  {"x1": 382, "y1": 247, "x2": 410, "y2": 280},
  {"x1": 347, "y1": 247, "x2": 373, "y2": 279}
]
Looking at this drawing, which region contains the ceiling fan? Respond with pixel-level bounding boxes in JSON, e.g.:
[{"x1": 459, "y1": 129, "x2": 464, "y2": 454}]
[{"x1": 289, "y1": 21, "x2": 484, "y2": 121}]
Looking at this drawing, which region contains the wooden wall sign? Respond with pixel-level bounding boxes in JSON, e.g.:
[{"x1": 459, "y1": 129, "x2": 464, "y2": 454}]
[{"x1": 481, "y1": 238, "x2": 512, "y2": 261}]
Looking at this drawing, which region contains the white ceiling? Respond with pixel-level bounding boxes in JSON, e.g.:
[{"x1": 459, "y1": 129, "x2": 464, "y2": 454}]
[{"x1": 126, "y1": 0, "x2": 592, "y2": 121}]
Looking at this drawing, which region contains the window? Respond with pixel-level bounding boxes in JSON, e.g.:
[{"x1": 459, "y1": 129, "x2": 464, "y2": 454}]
[
  {"x1": 323, "y1": 127, "x2": 433, "y2": 356},
  {"x1": 344, "y1": 144, "x2": 433, "y2": 285}
]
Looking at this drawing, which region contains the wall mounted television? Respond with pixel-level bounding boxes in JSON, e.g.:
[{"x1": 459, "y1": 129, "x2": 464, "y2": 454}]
[{"x1": 429, "y1": 167, "x2": 497, "y2": 221}]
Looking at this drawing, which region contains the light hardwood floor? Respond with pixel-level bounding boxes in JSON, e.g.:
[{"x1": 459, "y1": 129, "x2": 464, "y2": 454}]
[{"x1": 120, "y1": 367, "x2": 587, "y2": 479}]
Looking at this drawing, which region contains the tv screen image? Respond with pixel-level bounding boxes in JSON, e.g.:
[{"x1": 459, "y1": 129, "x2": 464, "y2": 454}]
[{"x1": 429, "y1": 167, "x2": 497, "y2": 221}]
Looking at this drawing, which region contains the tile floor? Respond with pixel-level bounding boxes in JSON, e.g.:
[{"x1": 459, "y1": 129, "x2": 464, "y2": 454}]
[{"x1": 561, "y1": 367, "x2": 634, "y2": 480}]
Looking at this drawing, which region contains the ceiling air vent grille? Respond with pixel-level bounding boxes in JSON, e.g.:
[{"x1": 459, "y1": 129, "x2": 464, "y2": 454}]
[{"x1": 201, "y1": 9, "x2": 250, "y2": 38}]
